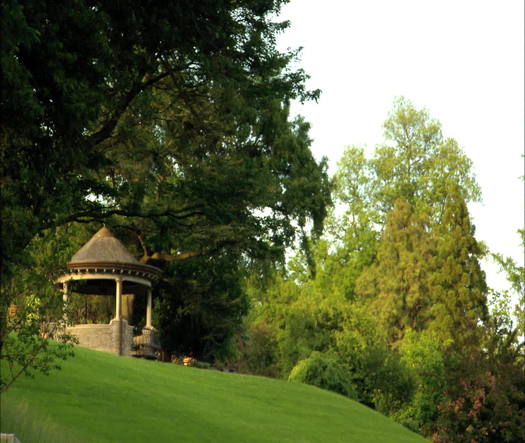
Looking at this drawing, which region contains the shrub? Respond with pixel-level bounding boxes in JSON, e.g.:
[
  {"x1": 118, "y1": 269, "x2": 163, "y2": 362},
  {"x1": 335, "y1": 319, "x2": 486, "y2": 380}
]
[
  {"x1": 193, "y1": 360, "x2": 211, "y2": 369},
  {"x1": 432, "y1": 372, "x2": 525, "y2": 443},
  {"x1": 220, "y1": 321, "x2": 280, "y2": 377},
  {"x1": 288, "y1": 351, "x2": 358, "y2": 399}
]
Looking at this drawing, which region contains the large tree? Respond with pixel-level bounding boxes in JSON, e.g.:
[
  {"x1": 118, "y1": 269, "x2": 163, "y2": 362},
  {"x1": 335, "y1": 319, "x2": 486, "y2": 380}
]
[
  {"x1": 1, "y1": 0, "x2": 330, "y2": 374},
  {"x1": 1, "y1": 0, "x2": 326, "y2": 274}
]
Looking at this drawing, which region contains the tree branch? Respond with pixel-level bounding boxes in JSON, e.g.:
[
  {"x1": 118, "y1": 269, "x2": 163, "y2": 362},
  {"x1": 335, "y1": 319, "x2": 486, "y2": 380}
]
[
  {"x1": 147, "y1": 240, "x2": 241, "y2": 264},
  {"x1": 150, "y1": 250, "x2": 202, "y2": 262},
  {"x1": 63, "y1": 206, "x2": 205, "y2": 225},
  {"x1": 85, "y1": 71, "x2": 172, "y2": 148}
]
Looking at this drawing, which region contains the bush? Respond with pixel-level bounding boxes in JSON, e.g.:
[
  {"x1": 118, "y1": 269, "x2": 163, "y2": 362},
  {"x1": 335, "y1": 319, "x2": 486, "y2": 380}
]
[
  {"x1": 219, "y1": 321, "x2": 280, "y2": 377},
  {"x1": 367, "y1": 349, "x2": 415, "y2": 416},
  {"x1": 334, "y1": 320, "x2": 415, "y2": 415},
  {"x1": 193, "y1": 360, "x2": 211, "y2": 369},
  {"x1": 288, "y1": 351, "x2": 358, "y2": 400},
  {"x1": 432, "y1": 371, "x2": 525, "y2": 443}
]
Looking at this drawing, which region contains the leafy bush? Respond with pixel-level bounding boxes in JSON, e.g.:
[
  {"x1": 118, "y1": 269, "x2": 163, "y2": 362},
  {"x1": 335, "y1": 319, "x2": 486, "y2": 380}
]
[
  {"x1": 231, "y1": 321, "x2": 280, "y2": 377},
  {"x1": 392, "y1": 330, "x2": 447, "y2": 435},
  {"x1": 333, "y1": 309, "x2": 415, "y2": 415},
  {"x1": 289, "y1": 351, "x2": 358, "y2": 399},
  {"x1": 432, "y1": 371, "x2": 525, "y2": 443},
  {"x1": 193, "y1": 360, "x2": 211, "y2": 369}
]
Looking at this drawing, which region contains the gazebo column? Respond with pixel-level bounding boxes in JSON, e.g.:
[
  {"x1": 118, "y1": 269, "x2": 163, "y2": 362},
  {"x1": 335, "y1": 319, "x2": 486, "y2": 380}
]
[
  {"x1": 146, "y1": 289, "x2": 153, "y2": 329},
  {"x1": 62, "y1": 281, "x2": 70, "y2": 323},
  {"x1": 62, "y1": 281, "x2": 69, "y2": 304},
  {"x1": 115, "y1": 277, "x2": 123, "y2": 320}
]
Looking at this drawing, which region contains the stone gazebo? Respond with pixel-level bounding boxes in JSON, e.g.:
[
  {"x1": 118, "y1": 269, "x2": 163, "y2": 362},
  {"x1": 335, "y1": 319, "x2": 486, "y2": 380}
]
[{"x1": 57, "y1": 227, "x2": 161, "y2": 357}]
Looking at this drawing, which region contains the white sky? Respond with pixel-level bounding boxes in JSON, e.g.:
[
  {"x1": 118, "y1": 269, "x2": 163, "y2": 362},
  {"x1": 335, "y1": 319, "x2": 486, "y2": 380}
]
[{"x1": 277, "y1": 0, "x2": 524, "y2": 297}]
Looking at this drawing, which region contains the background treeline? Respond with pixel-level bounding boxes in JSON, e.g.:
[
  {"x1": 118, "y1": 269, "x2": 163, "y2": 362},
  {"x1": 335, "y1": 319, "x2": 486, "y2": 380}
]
[
  {"x1": 224, "y1": 100, "x2": 525, "y2": 441},
  {"x1": 1, "y1": 2, "x2": 523, "y2": 441}
]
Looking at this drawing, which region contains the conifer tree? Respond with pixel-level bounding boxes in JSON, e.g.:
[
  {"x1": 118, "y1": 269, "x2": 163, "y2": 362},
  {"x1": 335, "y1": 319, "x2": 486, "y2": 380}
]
[
  {"x1": 356, "y1": 199, "x2": 435, "y2": 344},
  {"x1": 428, "y1": 186, "x2": 488, "y2": 351}
]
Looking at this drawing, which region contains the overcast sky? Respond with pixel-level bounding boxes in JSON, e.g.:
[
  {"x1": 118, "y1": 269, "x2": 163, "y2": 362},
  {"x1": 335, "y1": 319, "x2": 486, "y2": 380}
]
[{"x1": 277, "y1": 0, "x2": 524, "y2": 296}]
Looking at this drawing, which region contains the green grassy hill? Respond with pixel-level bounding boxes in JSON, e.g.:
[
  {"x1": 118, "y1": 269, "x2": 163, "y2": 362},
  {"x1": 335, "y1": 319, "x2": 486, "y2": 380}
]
[{"x1": 1, "y1": 346, "x2": 425, "y2": 442}]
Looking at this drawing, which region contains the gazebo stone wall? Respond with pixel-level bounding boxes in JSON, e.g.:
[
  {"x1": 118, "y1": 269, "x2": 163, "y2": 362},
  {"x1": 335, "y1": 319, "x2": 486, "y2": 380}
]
[
  {"x1": 66, "y1": 320, "x2": 134, "y2": 356},
  {"x1": 58, "y1": 227, "x2": 161, "y2": 357}
]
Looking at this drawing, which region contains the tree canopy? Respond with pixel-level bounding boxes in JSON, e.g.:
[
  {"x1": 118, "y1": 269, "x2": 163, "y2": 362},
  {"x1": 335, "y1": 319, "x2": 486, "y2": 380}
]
[{"x1": 1, "y1": 0, "x2": 329, "y2": 276}]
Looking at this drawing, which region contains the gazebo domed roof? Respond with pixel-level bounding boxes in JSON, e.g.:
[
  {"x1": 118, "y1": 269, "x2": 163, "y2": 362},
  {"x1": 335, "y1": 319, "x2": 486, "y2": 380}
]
[
  {"x1": 65, "y1": 227, "x2": 161, "y2": 285},
  {"x1": 70, "y1": 226, "x2": 139, "y2": 264}
]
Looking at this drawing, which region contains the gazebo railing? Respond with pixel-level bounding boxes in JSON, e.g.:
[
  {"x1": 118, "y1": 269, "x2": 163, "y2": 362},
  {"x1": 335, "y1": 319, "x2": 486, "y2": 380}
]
[{"x1": 132, "y1": 329, "x2": 160, "y2": 360}]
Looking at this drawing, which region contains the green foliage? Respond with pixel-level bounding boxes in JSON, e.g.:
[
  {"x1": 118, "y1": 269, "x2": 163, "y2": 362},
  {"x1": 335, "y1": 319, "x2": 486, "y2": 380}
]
[
  {"x1": 244, "y1": 263, "x2": 415, "y2": 415},
  {"x1": 1, "y1": 0, "x2": 112, "y2": 276},
  {"x1": 428, "y1": 187, "x2": 488, "y2": 350},
  {"x1": 394, "y1": 330, "x2": 447, "y2": 434},
  {"x1": 373, "y1": 97, "x2": 480, "y2": 218},
  {"x1": 356, "y1": 189, "x2": 488, "y2": 351},
  {"x1": 333, "y1": 98, "x2": 480, "y2": 233},
  {"x1": 352, "y1": 187, "x2": 490, "y2": 435},
  {"x1": 330, "y1": 97, "x2": 481, "y2": 314},
  {"x1": 224, "y1": 320, "x2": 280, "y2": 377},
  {"x1": 1, "y1": 0, "x2": 329, "y2": 277},
  {"x1": 252, "y1": 269, "x2": 351, "y2": 376},
  {"x1": 484, "y1": 291, "x2": 523, "y2": 364},
  {"x1": 157, "y1": 254, "x2": 249, "y2": 362},
  {"x1": 366, "y1": 351, "x2": 415, "y2": 417},
  {"x1": 238, "y1": 99, "x2": 523, "y2": 440},
  {"x1": 491, "y1": 228, "x2": 525, "y2": 335},
  {"x1": 0, "y1": 228, "x2": 83, "y2": 392},
  {"x1": 1, "y1": 0, "x2": 331, "y2": 383},
  {"x1": 289, "y1": 351, "x2": 358, "y2": 400},
  {"x1": 356, "y1": 199, "x2": 435, "y2": 343},
  {"x1": 334, "y1": 314, "x2": 414, "y2": 416}
]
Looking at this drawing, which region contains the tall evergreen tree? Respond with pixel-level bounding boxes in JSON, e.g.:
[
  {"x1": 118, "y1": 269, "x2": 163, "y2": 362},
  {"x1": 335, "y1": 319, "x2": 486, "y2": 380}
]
[
  {"x1": 355, "y1": 189, "x2": 488, "y2": 351},
  {"x1": 428, "y1": 186, "x2": 488, "y2": 351},
  {"x1": 356, "y1": 199, "x2": 434, "y2": 344}
]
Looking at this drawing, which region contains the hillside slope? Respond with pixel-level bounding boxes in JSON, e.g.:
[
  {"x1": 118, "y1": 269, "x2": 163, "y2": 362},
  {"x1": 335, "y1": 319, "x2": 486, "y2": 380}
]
[{"x1": 1, "y1": 346, "x2": 425, "y2": 442}]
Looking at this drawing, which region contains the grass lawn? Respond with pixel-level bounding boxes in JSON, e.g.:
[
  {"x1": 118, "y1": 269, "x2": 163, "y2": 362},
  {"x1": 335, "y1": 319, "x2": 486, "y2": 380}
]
[{"x1": 1, "y1": 346, "x2": 426, "y2": 442}]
